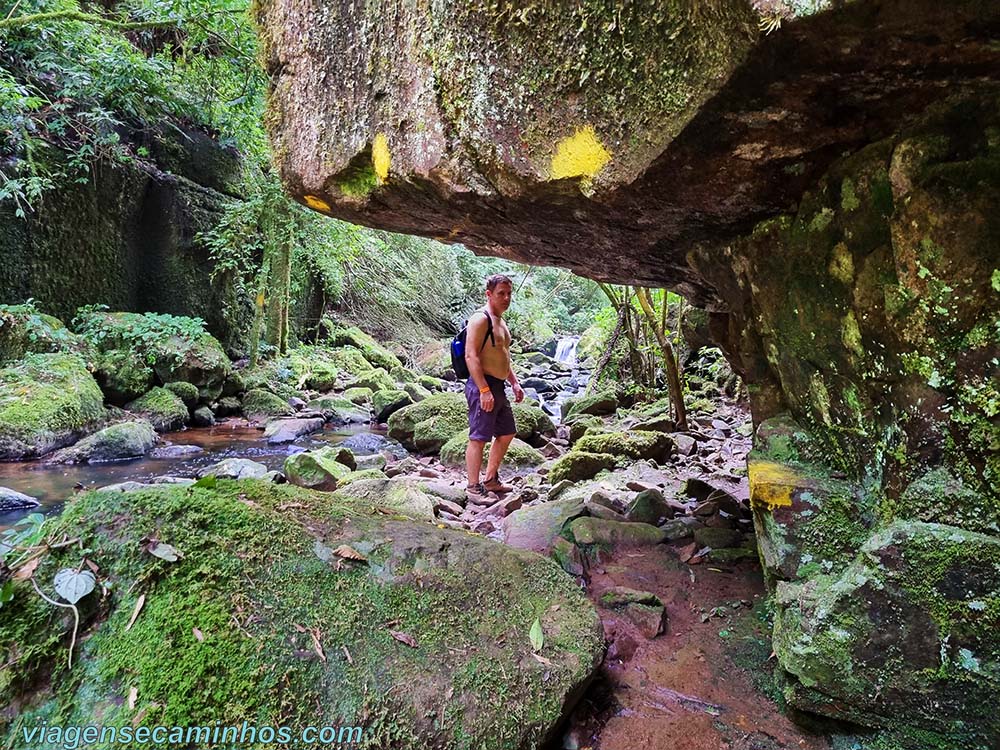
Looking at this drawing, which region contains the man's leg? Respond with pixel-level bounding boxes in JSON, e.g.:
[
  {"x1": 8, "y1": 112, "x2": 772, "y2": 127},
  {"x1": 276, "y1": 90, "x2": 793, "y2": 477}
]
[
  {"x1": 466, "y1": 439, "x2": 487, "y2": 487},
  {"x1": 484, "y1": 433, "x2": 515, "y2": 482}
]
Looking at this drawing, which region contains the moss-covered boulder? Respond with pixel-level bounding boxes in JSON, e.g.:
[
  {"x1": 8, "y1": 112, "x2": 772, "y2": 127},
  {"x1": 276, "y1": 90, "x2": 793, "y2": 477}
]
[
  {"x1": 547, "y1": 451, "x2": 618, "y2": 484},
  {"x1": 91, "y1": 348, "x2": 154, "y2": 405},
  {"x1": 242, "y1": 388, "x2": 295, "y2": 423},
  {"x1": 288, "y1": 346, "x2": 340, "y2": 391},
  {"x1": 163, "y1": 381, "x2": 199, "y2": 409},
  {"x1": 346, "y1": 367, "x2": 396, "y2": 394},
  {"x1": 565, "y1": 414, "x2": 603, "y2": 445},
  {"x1": 0, "y1": 481, "x2": 604, "y2": 747},
  {"x1": 566, "y1": 517, "x2": 667, "y2": 548},
  {"x1": 320, "y1": 322, "x2": 403, "y2": 371},
  {"x1": 502, "y1": 497, "x2": 588, "y2": 556},
  {"x1": 283, "y1": 446, "x2": 355, "y2": 490},
  {"x1": 388, "y1": 393, "x2": 467, "y2": 454},
  {"x1": 72, "y1": 311, "x2": 232, "y2": 399},
  {"x1": 343, "y1": 386, "x2": 373, "y2": 404},
  {"x1": 0, "y1": 353, "x2": 106, "y2": 460},
  {"x1": 49, "y1": 420, "x2": 158, "y2": 464},
  {"x1": 440, "y1": 430, "x2": 544, "y2": 468},
  {"x1": 512, "y1": 402, "x2": 556, "y2": 445},
  {"x1": 562, "y1": 392, "x2": 618, "y2": 420},
  {"x1": 373, "y1": 389, "x2": 413, "y2": 423},
  {"x1": 332, "y1": 477, "x2": 438, "y2": 522},
  {"x1": 574, "y1": 430, "x2": 673, "y2": 463},
  {"x1": 402, "y1": 381, "x2": 432, "y2": 403},
  {"x1": 774, "y1": 521, "x2": 1000, "y2": 745},
  {"x1": 306, "y1": 395, "x2": 370, "y2": 424},
  {"x1": 329, "y1": 345, "x2": 376, "y2": 379},
  {"x1": 337, "y1": 468, "x2": 389, "y2": 486},
  {"x1": 125, "y1": 387, "x2": 190, "y2": 432}
]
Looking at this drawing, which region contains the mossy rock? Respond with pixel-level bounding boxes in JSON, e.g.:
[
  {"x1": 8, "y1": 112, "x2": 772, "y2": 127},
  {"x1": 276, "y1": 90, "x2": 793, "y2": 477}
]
[
  {"x1": 0, "y1": 480, "x2": 603, "y2": 748},
  {"x1": 547, "y1": 451, "x2": 618, "y2": 484},
  {"x1": 0, "y1": 306, "x2": 85, "y2": 364},
  {"x1": 164, "y1": 381, "x2": 199, "y2": 409},
  {"x1": 388, "y1": 393, "x2": 467, "y2": 453},
  {"x1": 440, "y1": 430, "x2": 544, "y2": 468},
  {"x1": 0, "y1": 353, "x2": 106, "y2": 460},
  {"x1": 240, "y1": 360, "x2": 301, "y2": 401},
  {"x1": 92, "y1": 348, "x2": 155, "y2": 405},
  {"x1": 693, "y1": 527, "x2": 743, "y2": 550},
  {"x1": 288, "y1": 347, "x2": 340, "y2": 391},
  {"x1": 373, "y1": 389, "x2": 413, "y2": 423},
  {"x1": 331, "y1": 477, "x2": 436, "y2": 522},
  {"x1": 562, "y1": 391, "x2": 618, "y2": 420},
  {"x1": 417, "y1": 375, "x2": 446, "y2": 392},
  {"x1": 328, "y1": 345, "x2": 376, "y2": 379},
  {"x1": 390, "y1": 365, "x2": 419, "y2": 384},
  {"x1": 125, "y1": 387, "x2": 190, "y2": 432},
  {"x1": 402, "y1": 381, "x2": 432, "y2": 403},
  {"x1": 512, "y1": 402, "x2": 556, "y2": 444},
  {"x1": 49, "y1": 420, "x2": 157, "y2": 464},
  {"x1": 774, "y1": 521, "x2": 1000, "y2": 743},
  {"x1": 337, "y1": 468, "x2": 389, "y2": 487},
  {"x1": 566, "y1": 414, "x2": 603, "y2": 445},
  {"x1": 626, "y1": 488, "x2": 672, "y2": 525},
  {"x1": 284, "y1": 447, "x2": 354, "y2": 491},
  {"x1": 343, "y1": 386, "x2": 374, "y2": 404},
  {"x1": 575, "y1": 430, "x2": 673, "y2": 462},
  {"x1": 306, "y1": 395, "x2": 370, "y2": 424},
  {"x1": 346, "y1": 366, "x2": 396, "y2": 393},
  {"x1": 242, "y1": 389, "x2": 295, "y2": 423},
  {"x1": 566, "y1": 517, "x2": 667, "y2": 547},
  {"x1": 321, "y1": 323, "x2": 403, "y2": 371}
]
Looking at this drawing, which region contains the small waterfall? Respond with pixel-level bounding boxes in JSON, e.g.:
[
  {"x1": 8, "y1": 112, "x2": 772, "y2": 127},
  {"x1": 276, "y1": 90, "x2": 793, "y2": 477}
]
[{"x1": 554, "y1": 336, "x2": 579, "y2": 365}]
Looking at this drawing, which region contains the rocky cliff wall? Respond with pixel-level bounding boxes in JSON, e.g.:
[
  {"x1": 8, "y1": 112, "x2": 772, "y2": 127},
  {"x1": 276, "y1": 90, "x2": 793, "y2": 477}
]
[{"x1": 258, "y1": 0, "x2": 1000, "y2": 740}]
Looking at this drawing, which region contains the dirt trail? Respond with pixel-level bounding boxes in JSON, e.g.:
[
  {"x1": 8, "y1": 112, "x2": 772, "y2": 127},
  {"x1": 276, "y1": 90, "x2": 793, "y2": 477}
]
[{"x1": 564, "y1": 546, "x2": 832, "y2": 750}]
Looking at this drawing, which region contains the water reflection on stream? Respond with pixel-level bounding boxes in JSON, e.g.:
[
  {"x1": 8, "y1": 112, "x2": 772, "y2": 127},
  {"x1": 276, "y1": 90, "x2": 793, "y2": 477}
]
[{"x1": 0, "y1": 419, "x2": 384, "y2": 527}]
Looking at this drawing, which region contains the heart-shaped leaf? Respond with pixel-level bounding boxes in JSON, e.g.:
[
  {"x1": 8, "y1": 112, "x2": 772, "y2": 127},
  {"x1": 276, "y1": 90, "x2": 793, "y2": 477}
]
[
  {"x1": 148, "y1": 542, "x2": 183, "y2": 562},
  {"x1": 54, "y1": 568, "x2": 96, "y2": 604}
]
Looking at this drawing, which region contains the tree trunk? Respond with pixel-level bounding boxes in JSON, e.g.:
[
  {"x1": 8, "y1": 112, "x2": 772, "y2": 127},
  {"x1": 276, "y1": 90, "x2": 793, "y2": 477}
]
[{"x1": 636, "y1": 287, "x2": 687, "y2": 430}]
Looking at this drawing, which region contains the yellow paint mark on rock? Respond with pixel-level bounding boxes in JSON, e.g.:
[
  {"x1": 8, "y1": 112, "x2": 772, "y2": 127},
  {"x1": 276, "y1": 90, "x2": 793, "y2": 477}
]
[
  {"x1": 303, "y1": 194, "x2": 331, "y2": 212},
  {"x1": 749, "y1": 460, "x2": 801, "y2": 509},
  {"x1": 550, "y1": 125, "x2": 611, "y2": 180},
  {"x1": 372, "y1": 133, "x2": 391, "y2": 182}
]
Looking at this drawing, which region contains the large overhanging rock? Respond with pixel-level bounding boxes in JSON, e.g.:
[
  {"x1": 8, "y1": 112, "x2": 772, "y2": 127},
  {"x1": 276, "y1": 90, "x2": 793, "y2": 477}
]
[{"x1": 258, "y1": 0, "x2": 1000, "y2": 741}]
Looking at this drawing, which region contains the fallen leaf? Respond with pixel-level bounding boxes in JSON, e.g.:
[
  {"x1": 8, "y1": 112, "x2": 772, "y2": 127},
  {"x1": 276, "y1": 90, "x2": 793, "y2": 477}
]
[
  {"x1": 126, "y1": 594, "x2": 146, "y2": 632},
  {"x1": 128, "y1": 686, "x2": 138, "y2": 710},
  {"x1": 12, "y1": 556, "x2": 41, "y2": 581},
  {"x1": 84, "y1": 558, "x2": 100, "y2": 573},
  {"x1": 389, "y1": 630, "x2": 418, "y2": 648},
  {"x1": 342, "y1": 645, "x2": 353, "y2": 665},
  {"x1": 292, "y1": 623, "x2": 306, "y2": 633},
  {"x1": 333, "y1": 544, "x2": 367, "y2": 562},
  {"x1": 192, "y1": 627, "x2": 204, "y2": 642},
  {"x1": 531, "y1": 652, "x2": 553, "y2": 666},
  {"x1": 310, "y1": 629, "x2": 326, "y2": 662},
  {"x1": 529, "y1": 617, "x2": 544, "y2": 652},
  {"x1": 54, "y1": 568, "x2": 96, "y2": 603},
  {"x1": 147, "y1": 541, "x2": 183, "y2": 562}
]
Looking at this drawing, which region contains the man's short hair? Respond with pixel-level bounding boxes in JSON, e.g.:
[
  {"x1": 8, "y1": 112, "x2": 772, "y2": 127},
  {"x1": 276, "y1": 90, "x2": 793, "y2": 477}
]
[{"x1": 486, "y1": 273, "x2": 513, "y2": 291}]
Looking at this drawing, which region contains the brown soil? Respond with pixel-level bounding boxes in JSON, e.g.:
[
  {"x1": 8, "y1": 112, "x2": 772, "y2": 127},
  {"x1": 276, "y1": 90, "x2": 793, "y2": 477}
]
[{"x1": 563, "y1": 545, "x2": 832, "y2": 750}]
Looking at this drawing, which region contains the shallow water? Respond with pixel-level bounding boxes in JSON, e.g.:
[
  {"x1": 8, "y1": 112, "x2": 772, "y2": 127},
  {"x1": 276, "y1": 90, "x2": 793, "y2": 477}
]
[{"x1": 0, "y1": 419, "x2": 385, "y2": 528}]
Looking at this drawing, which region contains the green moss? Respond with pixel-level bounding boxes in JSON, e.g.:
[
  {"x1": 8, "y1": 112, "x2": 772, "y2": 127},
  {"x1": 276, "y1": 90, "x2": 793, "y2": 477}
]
[
  {"x1": 547, "y1": 451, "x2": 618, "y2": 483},
  {"x1": 0, "y1": 352, "x2": 106, "y2": 459},
  {"x1": 511, "y1": 402, "x2": 555, "y2": 442},
  {"x1": 346, "y1": 366, "x2": 395, "y2": 393},
  {"x1": 320, "y1": 322, "x2": 403, "y2": 371},
  {"x1": 343, "y1": 386, "x2": 374, "y2": 404},
  {"x1": 163, "y1": 380, "x2": 199, "y2": 408},
  {"x1": 388, "y1": 393, "x2": 467, "y2": 450},
  {"x1": 440, "y1": 430, "x2": 543, "y2": 467},
  {"x1": 284, "y1": 446, "x2": 354, "y2": 490},
  {"x1": 241, "y1": 388, "x2": 294, "y2": 421},
  {"x1": 575, "y1": 430, "x2": 672, "y2": 462},
  {"x1": 125, "y1": 387, "x2": 189, "y2": 432}
]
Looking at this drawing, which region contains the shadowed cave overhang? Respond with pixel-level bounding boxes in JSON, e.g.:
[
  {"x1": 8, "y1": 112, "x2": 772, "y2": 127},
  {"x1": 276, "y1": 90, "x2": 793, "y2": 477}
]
[{"x1": 258, "y1": 0, "x2": 1000, "y2": 308}]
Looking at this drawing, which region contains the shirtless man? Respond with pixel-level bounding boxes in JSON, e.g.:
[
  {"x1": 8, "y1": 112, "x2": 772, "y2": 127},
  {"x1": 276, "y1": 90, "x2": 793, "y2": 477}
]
[{"x1": 464, "y1": 273, "x2": 525, "y2": 499}]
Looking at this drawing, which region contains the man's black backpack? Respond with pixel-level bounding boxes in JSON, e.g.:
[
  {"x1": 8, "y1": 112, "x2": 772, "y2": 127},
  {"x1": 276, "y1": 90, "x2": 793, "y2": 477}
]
[{"x1": 450, "y1": 310, "x2": 494, "y2": 379}]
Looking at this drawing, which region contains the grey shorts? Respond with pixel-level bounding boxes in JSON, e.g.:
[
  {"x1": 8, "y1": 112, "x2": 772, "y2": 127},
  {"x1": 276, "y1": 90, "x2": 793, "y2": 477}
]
[{"x1": 466, "y1": 375, "x2": 517, "y2": 441}]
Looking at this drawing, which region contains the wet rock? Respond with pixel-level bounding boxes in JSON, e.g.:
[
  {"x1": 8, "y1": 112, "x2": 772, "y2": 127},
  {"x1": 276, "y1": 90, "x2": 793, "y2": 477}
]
[
  {"x1": 306, "y1": 395, "x2": 370, "y2": 424},
  {"x1": 565, "y1": 414, "x2": 603, "y2": 445},
  {"x1": 0, "y1": 487, "x2": 40, "y2": 512},
  {"x1": 503, "y1": 497, "x2": 587, "y2": 556},
  {"x1": 354, "y1": 453, "x2": 388, "y2": 471},
  {"x1": 212, "y1": 396, "x2": 241, "y2": 417},
  {"x1": 584, "y1": 501, "x2": 627, "y2": 523},
  {"x1": 192, "y1": 406, "x2": 216, "y2": 427},
  {"x1": 288, "y1": 396, "x2": 306, "y2": 410},
  {"x1": 340, "y1": 432, "x2": 406, "y2": 458},
  {"x1": 659, "y1": 517, "x2": 699, "y2": 542},
  {"x1": 48, "y1": 420, "x2": 158, "y2": 464},
  {"x1": 599, "y1": 586, "x2": 662, "y2": 609},
  {"x1": 562, "y1": 392, "x2": 618, "y2": 420},
  {"x1": 708, "y1": 547, "x2": 758, "y2": 564},
  {"x1": 567, "y1": 517, "x2": 667, "y2": 547},
  {"x1": 150, "y1": 444, "x2": 203, "y2": 459},
  {"x1": 547, "y1": 479, "x2": 575, "y2": 500},
  {"x1": 197, "y1": 458, "x2": 270, "y2": 480},
  {"x1": 575, "y1": 431, "x2": 673, "y2": 463},
  {"x1": 434, "y1": 497, "x2": 465, "y2": 516},
  {"x1": 551, "y1": 536, "x2": 586, "y2": 577},
  {"x1": 263, "y1": 417, "x2": 325, "y2": 444},
  {"x1": 673, "y1": 434, "x2": 697, "y2": 456}
]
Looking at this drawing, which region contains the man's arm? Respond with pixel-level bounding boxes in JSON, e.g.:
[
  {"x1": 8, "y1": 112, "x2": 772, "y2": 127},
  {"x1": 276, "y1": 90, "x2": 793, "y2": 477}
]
[
  {"x1": 505, "y1": 327, "x2": 525, "y2": 402},
  {"x1": 465, "y1": 314, "x2": 493, "y2": 407}
]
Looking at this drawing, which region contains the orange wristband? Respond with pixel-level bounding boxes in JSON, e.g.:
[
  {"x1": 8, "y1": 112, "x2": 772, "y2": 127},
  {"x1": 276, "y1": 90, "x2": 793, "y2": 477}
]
[{"x1": 479, "y1": 386, "x2": 491, "y2": 394}]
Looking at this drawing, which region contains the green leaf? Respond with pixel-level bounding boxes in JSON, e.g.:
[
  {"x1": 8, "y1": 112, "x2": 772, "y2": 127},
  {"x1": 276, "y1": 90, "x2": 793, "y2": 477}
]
[
  {"x1": 529, "y1": 617, "x2": 544, "y2": 652},
  {"x1": 992, "y1": 269, "x2": 1000, "y2": 292},
  {"x1": 0, "y1": 581, "x2": 15, "y2": 606},
  {"x1": 192, "y1": 475, "x2": 217, "y2": 489}
]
